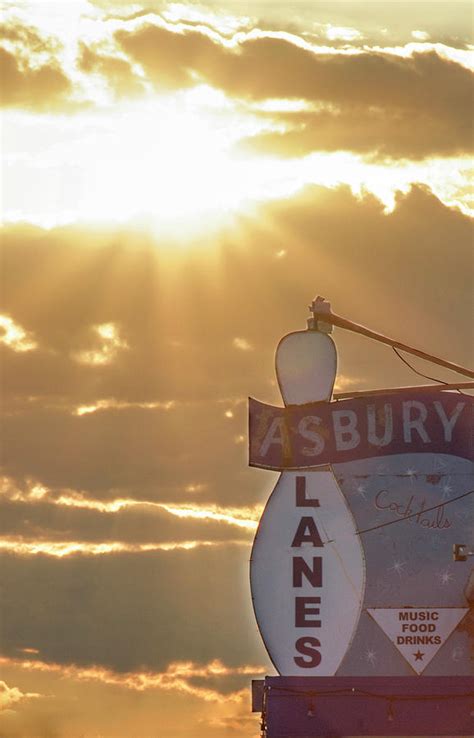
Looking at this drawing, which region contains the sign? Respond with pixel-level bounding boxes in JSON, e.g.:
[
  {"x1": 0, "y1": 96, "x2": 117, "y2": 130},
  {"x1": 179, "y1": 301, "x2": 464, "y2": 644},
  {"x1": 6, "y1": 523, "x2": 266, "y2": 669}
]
[
  {"x1": 252, "y1": 676, "x2": 474, "y2": 736},
  {"x1": 249, "y1": 392, "x2": 472, "y2": 470},
  {"x1": 249, "y1": 326, "x2": 473, "y2": 680},
  {"x1": 251, "y1": 470, "x2": 365, "y2": 675},
  {"x1": 367, "y1": 608, "x2": 469, "y2": 674}
]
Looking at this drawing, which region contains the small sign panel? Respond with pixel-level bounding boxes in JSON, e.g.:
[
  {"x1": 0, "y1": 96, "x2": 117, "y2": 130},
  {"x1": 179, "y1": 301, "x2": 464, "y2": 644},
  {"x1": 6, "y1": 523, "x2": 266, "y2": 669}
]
[
  {"x1": 367, "y1": 608, "x2": 469, "y2": 674},
  {"x1": 249, "y1": 392, "x2": 471, "y2": 470}
]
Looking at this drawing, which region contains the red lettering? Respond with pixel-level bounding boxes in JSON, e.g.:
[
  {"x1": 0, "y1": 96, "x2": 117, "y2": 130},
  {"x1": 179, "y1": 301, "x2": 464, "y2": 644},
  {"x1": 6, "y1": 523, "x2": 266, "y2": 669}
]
[
  {"x1": 293, "y1": 557, "x2": 322, "y2": 587},
  {"x1": 295, "y1": 597, "x2": 321, "y2": 627},
  {"x1": 295, "y1": 476, "x2": 320, "y2": 507},
  {"x1": 292, "y1": 517, "x2": 324, "y2": 547},
  {"x1": 294, "y1": 637, "x2": 322, "y2": 668}
]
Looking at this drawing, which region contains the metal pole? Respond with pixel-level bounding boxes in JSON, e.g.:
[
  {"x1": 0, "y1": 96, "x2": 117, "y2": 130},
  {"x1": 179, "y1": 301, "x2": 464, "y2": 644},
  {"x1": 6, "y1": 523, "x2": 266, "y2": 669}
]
[{"x1": 309, "y1": 297, "x2": 474, "y2": 379}]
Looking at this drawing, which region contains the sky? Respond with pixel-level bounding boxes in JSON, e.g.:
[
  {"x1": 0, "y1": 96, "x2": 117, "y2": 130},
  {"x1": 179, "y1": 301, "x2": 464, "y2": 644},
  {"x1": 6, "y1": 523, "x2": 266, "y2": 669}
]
[{"x1": 0, "y1": 1, "x2": 473, "y2": 736}]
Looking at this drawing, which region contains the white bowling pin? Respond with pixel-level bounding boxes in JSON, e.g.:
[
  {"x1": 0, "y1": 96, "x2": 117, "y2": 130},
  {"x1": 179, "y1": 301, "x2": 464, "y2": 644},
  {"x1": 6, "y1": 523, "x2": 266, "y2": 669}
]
[{"x1": 250, "y1": 329, "x2": 366, "y2": 675}]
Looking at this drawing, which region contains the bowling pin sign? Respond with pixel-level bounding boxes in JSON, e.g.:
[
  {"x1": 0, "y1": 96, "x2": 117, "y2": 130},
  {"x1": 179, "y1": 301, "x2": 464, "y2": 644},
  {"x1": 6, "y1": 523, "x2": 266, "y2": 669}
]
[
  {"x1": 249, "y1": 326, "x2": 473, "y2": 677},
  {"x1": 250, "y1": 329, "x2": 366, "y2": 675}
]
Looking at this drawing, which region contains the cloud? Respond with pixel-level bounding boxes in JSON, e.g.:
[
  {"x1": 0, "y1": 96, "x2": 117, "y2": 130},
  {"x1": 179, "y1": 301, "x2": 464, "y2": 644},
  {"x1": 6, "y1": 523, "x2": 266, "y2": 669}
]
[
  {"x1": 333, "y1": 374, "x2": 362, "y2": 393},
  {"x1": 0, "y1": 545, "x2": 265, "y2": 671},
  {"x1": 1, "y1": 13, "x2": 472, "y2": 159},
  {"x1": 0, "y1": 680, "x2": 40, "y2": 711},
  {"x1": 115, "y1": 20, "x2": 221, "y2": 90},
  {"x1": 115, "y1": 21, "x2": 473, "y2": 157},
  {"x1": 72, "y1": 322, "x2": 129, "y2": 366},
  {"x1": 0, "y1": 656, "x2": 264, "y2": 702},
  {"x1": 117, "y1": 20, "x2": 472, "y2": 107},
  {"x1": 0, "y1": 536, "x2": 248, "y2": 557},
  {"x1": 159, "y1": 502, "x2": 259, "y2": 530},
  {"x1": 235, "y1": 50, "x2": 473, "y2": 158},
  {"x1": 0, "y1": 314, "x2": 37, "y2": 352},
  {"x1": 0, "y1": 399, "x2": 258, "y2": 499},
  {"x1": 77, "y1": 41, "x2": 145, "y2": 98},
  {"x1": 0, "y1": 657, "x2": 263, "y2": 738},
  {"x1": 0, "y1": 185, "x2": 472, "y2": 503},
  {"x1": 74, "y1": 398, "x2": 176, "y2": 414},
  {"x1": 0, "y1": 477, "x2": 260, "y2": 545},
  {"x1": 238, "y1": 101, "x2": 473, "y2": 159},
  {"x1": 233, "y1": 337, "x2": 253, "y2": 351},
  {"x1": 412, "y1": 30, "x2": 430, "y2": 42},
  {"x1": 324, "y1": 25, "x2": 363, "y2": 42},
  {"x1": 0, "y1": 45, "x2": 72, "y2": 112}
]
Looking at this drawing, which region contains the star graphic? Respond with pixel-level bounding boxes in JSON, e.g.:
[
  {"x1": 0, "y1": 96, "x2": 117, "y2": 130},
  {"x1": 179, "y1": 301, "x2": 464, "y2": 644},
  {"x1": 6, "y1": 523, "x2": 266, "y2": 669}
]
[
  {"x1": 413, "y1": 650, "x2": 424, "y2": 661},
  {"x1": 405, "y1": 468, "x2": 417, "y2": 484},
  {"x1": 437, "y1": 570, "x2": 453, "y2": 586},
  {"x1": 365, "y1": 649, "x2": 377, "y2": 665},
  {"x1": 441, "y1": 483, "x2": 452, "y2": 500},
  {"x1": 355, "y1": 483, "x2": 367, "y2": 499},
  {"x1": 388, "y1": 560, "x2": 407, "y2": 577},
  {"x1": 433, "y1": 458, "x2": 448, "y2": 473}
]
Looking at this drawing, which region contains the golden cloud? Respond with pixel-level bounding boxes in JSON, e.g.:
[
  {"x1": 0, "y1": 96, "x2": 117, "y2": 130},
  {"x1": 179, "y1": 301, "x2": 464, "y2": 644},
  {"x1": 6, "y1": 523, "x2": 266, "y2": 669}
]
[
  {"x1": 159, "y1": 503, "x2": 260, "y2": 530},
  {"x1": 0, "y1": 315, "x2": 37, "y2": 352},
  {"x1": 1, "y1": 477, "x2": 261, "y2": 530},
  {"x1": 0, "y1": 656, "x2": 265, "y2": 703},
  {"x1": 0, "y1": 12, "x2": 471, "y2": 159},
  {"x1": 233, "y1": 337, "x2": 253, "y2": 351},
  {"x1": 0, "y1": 535, "x2": 249, "y2": 557},
  {"x1": 72, "y1": 322, "x2": 129, "y2": 366},
  {"x1": 0, "y1": 679, "x2": 41, "y2": 711},
  {"x1": 0, "y1": 186, "x2": 472, "y2": 505},
  {"x1": 77, "y1": 41, "x2": 145, "y2": 98},
  {"x1": 115, "y1": 22, "x2": 473, "y2": 157},
  {"x1": 0, "y1": 45, "x2": 72, "y2": 111}
]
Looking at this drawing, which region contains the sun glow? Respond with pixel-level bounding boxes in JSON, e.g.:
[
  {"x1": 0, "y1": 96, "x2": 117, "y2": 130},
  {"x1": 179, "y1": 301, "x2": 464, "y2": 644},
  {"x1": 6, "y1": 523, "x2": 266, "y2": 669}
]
[
  {"x1": 4, "y1": 95, "x2": 472, "y2": 237},
  {"x1": 3, "y1": 89, "x2": 287, "y2": 233},
  {"x1": 2, "y1": 2, "x2": 473, "y2": 241}
]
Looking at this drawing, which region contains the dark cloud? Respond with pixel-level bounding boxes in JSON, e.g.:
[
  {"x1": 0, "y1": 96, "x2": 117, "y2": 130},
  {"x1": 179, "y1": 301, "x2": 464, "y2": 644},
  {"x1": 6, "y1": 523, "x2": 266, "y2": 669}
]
[
  {"x1": 0, "y1": 21, "x2": 59, "y2": 51},
  {"x1": 0, "y1": 495, "x2": 253, "y2": 544},
  {"x1": 0, "y1": 20, "x2": 74, "y2": 111},
  {"x1": 2, "y1": 16, "x2": 471, "y2": 158},
  {"x1": 238, "y1": 98, "x2": 473, "y2": 159},
  {"x1": 0, "y1": 401, "x2": 263, "y2": 502},
  {"x1": 116, "y1": 22, "x2": 473, "y2": 157},
  {"x1": 115, "y1": 23, "x2": 219, "y2": 90},
  {"x1": 240, "y1": 44, "x2": 474, "y2": 157},
  {"x1": 0, "y1": 546, "x2": 263, "y2": 672},
  {"x1": 245, "y1": 1, "x2": 474, "y2": 49},
  {"x1": 0, "y1": 46, "x2": 72, "y2": 111},
  {"x1": 78, "y1": 42, "x2": 145, "y2": 98}
]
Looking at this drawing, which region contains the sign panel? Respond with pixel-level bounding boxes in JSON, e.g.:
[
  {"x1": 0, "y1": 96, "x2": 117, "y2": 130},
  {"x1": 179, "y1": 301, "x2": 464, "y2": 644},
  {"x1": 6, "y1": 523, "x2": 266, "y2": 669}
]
[
  {"x1": 249, "y1": 392, "x2": 472, "y2": 470},
  {"x1": 256, "y1": 676, "x2": 474, "y2": 736},
  {"x1": 332, "y1": 452, "x2": 473, "y2": 677},
  {"x1": 367, "y1": 608, "x2": 469, "y2": 674},
  {"x1": 249, "y1": 326, "x2": 473, "y2": 679},
  {"x1": 251, "y1": 470, "x2": 365, "y2": 675},
  {"x1": 251, "y1": 330, "x2": 365, "y2": 676}
]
